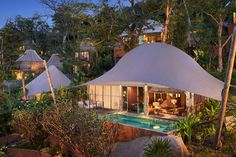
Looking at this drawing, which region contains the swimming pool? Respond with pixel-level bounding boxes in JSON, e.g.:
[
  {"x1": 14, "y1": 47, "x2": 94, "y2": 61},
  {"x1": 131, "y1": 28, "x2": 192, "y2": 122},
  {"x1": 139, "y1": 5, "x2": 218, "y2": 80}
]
[{"x1": 106, "y1": 114, "x2": 176, "y2": 133}]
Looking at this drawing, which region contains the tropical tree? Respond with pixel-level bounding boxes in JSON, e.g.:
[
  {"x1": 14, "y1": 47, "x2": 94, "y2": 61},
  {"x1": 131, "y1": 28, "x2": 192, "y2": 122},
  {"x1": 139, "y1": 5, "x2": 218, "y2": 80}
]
[
  {"x1": 199, "y1": 0, "x2": 236, "y2": 72},
  {"x1": 0, "y1": 15, "x2": 51, "y2": 75}
]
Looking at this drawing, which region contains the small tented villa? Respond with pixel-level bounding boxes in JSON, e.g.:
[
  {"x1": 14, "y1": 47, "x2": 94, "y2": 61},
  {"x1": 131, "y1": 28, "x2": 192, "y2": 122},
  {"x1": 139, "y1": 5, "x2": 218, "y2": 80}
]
[
  {"x1": 82, "y1": 43, "x2": 224, "y2": 117},
  {"x1": 26, "y1": 65, "x2": 71, "y2": 97}
]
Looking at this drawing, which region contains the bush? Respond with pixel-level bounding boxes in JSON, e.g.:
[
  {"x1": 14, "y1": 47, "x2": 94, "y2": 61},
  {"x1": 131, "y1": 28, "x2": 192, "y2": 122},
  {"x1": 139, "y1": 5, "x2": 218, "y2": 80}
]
[
  {"x1": 177, "y1": 99, "x2": 220, "y2": 144},
  {"x1": 222, "y1": 129, "x2": 236, "y2": 156},
  {"x1": 13, "y1": 106, "x2": 48, "y2": 150},
  {"x1": 0, "y1": 144, "x2": 7, "y2": 157},
  {"x1": 0, "y1": 91, "x2": 24, "y2": 136},
  {"x1": 200, "y1": 99, "x2": 220, "y2": 121},
  {"x1": 11, "y1": 96, "x2": 119, "y2": 157},
  {"x1": 144, "y1": 138, "x2": 172, "y2": 157},
  {"x1": 176, "y1": 114, "x2": 201, "y2": 144},
  {"x1": 39, "y1": 102, "x2": 119, "y2": 157},
  {"x1": 12, "y1": 99, "x2": 49, "y2": 150}
]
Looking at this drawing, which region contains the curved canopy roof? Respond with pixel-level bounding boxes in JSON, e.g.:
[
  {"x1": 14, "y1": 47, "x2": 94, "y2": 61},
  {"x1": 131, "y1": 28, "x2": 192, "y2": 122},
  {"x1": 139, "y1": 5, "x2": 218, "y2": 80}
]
[
  {"x1": 47, "y1": 54, "x2": 63, "y2": 68},
  {"x1": 16, "y1": 49, "x2": 43, "y2": 62},
  {"x1": 26, "y1": 65, "x2": 71, "y2": 96},
  {"x1": 84, "y1": 43, "x2": 224, "y2": 100},
  {"x1": 142, "y1": 20, "x2": 163, "y2": 34}
]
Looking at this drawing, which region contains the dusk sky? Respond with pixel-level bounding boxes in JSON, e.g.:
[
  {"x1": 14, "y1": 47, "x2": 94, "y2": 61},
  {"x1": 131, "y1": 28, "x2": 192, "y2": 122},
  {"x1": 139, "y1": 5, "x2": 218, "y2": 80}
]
[
  {"x1": 0, "y1": 0, "x2": 129, "y2": 28},
  {"x1": 0, "y1": 0, "x2": 53, "y2": 28}
]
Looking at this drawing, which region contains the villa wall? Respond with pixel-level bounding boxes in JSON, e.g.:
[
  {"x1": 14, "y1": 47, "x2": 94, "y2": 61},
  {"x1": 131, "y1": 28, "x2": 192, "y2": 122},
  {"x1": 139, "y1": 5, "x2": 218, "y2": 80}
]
[{"x1": 116, "y1": 124, "x2": 168, "y2": 142}]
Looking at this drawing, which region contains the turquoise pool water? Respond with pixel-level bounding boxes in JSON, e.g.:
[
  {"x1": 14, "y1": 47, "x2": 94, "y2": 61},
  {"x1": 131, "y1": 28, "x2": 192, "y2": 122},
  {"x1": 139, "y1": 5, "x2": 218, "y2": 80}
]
[{"x1": 106, "y1": 114, "x2": 176, "y2": 133}]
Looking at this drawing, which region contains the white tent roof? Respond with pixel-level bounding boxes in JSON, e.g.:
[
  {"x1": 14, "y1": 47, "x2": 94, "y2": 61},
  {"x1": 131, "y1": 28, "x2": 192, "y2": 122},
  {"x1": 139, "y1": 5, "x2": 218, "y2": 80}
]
[
  {"x1": 83, "y1": 43, "x2": 224, "y2": 100},
  {"x1": 80, "y1": 41, "x2": 96, "y2": 52},
  {"x1": 26, "y1": 65, "x2": 71, "y2": 96},
  {"x1": 16, "y1": 49, "x2": 43, "y2": 62},
  {"x1": 47, "y1": 54, "x2": 63, "y2": 68},
  {"x1": 142, "y1": 20, "x2": 163, "y2": 34}
]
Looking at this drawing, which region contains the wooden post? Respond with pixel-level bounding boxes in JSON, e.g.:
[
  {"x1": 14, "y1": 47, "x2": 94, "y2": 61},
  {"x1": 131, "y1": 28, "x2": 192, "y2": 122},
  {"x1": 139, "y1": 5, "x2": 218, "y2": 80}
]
[
  {"x1": 119, "y1": 85, "x2": 122, "y2": 111},
  {"x1": 144, "y1": 85, "x2": 149, "y2": 115},
  {"x1": 21, "y1": 71, "x2": 27, "y2": 100},
  {"x1": 43, "y1": 60, "x2": 56, "y2": 104},
  {"x1": 214, "y1": 24, "x2": 236, "y2": 149}
]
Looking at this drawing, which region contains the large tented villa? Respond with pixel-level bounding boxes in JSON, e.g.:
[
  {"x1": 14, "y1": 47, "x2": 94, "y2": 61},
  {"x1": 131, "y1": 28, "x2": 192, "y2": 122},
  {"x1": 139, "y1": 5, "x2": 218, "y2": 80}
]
[{"x1": 82, "y1": 43, "x2": 224, "y2": 117}]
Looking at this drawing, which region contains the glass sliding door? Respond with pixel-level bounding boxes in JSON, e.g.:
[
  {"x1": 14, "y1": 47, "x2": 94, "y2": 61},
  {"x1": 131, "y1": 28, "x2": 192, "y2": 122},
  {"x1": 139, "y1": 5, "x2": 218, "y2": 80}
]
[{"x1": 122, "y1": 86, "x2": 144, "y2": 114}]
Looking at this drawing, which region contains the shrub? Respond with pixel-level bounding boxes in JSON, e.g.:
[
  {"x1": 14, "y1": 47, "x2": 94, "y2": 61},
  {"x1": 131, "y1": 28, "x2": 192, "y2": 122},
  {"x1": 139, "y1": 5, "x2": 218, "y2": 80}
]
[
  {"x1": 222, "y1": 129, "x2": 236, "y2": 156},
  {"x1": 176, "y1": 114, "x2": 201, "y2": 144},
  {"x1": 40, "y1": 102, "x2": 119, "y2": 157},
  {"x1": 0, "y1": 91, "x2": 24, "y2": 136},
  {"x1": 200, "y1": 99, "x2": 220, "y2": 121},
  {"x1": 177, "y1": 99, "x2": 220, "y2": 144},
  {"x1": 144, "y1": 138, "x2": 172, "y2": 157},
  {"x1": 0, "y1": 144, "x2": 7, "y2": 157},
  {"x1": 12, "y1": 102, "x2": 49, "y2": 149}
]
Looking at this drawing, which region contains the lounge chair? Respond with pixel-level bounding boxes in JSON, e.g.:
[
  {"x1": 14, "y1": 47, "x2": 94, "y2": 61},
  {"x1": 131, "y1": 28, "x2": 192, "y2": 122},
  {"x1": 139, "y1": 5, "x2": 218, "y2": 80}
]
[
  {"x1": 77, "y1": 100, "x2": 97, "y2": 109},
  {"x1": 84, "y1": 100, "x2": 97, "y2": 109}
]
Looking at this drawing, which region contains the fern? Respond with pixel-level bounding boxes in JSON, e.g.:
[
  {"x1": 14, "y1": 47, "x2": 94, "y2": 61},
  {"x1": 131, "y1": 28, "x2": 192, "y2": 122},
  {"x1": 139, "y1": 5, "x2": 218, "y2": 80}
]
[{"x1": 144, "y1": 138, "x2": 172, "y2": 157}]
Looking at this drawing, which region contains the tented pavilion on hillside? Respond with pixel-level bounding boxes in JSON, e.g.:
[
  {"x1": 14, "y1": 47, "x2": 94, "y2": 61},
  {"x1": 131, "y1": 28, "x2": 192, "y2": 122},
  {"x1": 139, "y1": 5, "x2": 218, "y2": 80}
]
[
  {"x1": 81, "y1": 43, "x2": 224, "y2": 116},
  {"x1": 16, "y1": 49, "x2": 44, "y2": 99},
  {"x1": 47, "y1": 54, "x2": 63, "y2": 69},
  {"x1": 26, "y1": 65, "x2": 71, "y2": 96},
  {"x1": 16, "y1": 49, "x2": 44, "y2": 72}
]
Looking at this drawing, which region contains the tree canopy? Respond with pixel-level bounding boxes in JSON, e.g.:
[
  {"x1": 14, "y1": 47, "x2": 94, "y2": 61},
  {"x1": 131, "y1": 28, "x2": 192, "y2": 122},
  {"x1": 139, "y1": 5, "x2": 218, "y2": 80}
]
[{"x1": 0, "y1": 0, "x2": 235, "y2": 82}]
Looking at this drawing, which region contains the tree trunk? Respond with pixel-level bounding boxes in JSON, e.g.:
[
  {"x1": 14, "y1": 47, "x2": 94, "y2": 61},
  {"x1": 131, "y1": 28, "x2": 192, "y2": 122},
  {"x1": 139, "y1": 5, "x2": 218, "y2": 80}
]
[
  {"x1": 43, "y1": 60, "x2": 56, "y2": 104},
  {"x1": 22, "y1": 72, "x2": 27, "y2": 100},
  {"x1": 0, "y1": 81, "x2": 3, "y2": 105},
  {"x1": 162, "y1": 0, "x2": 171, "y2": 43},
  {"x1": 208, "y1": 52, "x2": 212, "y2": 71},
  {"x1": 214, "y1": 25, "x2": 236, "y2": 149},
  {"x1": 217, "y1": 16, "x2": 223, "y2": 72},
  {"x1": 183, "y1": 0, "x2": 192, "y2": 47}
]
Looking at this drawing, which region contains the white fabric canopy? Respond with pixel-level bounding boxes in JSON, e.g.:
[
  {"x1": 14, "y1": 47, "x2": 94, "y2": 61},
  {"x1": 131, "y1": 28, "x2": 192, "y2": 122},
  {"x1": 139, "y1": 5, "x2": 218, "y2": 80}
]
[
  {"x1": 142, "y1": 20, "x2": 163, "y2": 34},
  {"x1": 16, "y1": 49, "x2": 43, "y2": 62},
  {"x1": 83, "y1": 43, "x2": 224, "y2": 100},
  {"x1": 47, "y1": 54, "x2": 63, "y2": 68},
  {"x1": 26, "y1": 65, "x2": 71, "y2": 96}
]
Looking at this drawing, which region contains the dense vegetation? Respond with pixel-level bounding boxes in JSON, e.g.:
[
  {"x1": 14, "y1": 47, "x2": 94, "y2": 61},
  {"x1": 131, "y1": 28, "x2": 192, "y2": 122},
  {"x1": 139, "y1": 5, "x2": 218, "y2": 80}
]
[{"x1": 0, "y1": 89, "x2": 119, "y2": 157}]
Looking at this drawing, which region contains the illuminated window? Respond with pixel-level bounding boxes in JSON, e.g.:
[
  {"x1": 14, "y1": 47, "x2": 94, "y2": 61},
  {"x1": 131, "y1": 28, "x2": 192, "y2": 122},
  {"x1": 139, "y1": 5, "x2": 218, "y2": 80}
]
[{"x1": 79, "y1": 51, "x2": 89, "y2": 61}]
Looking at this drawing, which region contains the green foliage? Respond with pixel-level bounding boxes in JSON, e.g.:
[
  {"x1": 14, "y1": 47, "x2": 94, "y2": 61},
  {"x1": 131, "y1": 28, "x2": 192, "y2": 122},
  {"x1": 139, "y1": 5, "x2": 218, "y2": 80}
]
[
  {"x1": 176, "y1": 114, "x2": 201, "y2": 144},
  {"x1": 0, "y1": 145, "x2": 7, "y2": 157},
  {"x1": 144, "y1": 138, "x2": 172, "y2": 157},
  {"x1": 200, "y1": 99, "x2": 220, "y2": 120},
  {"x1": 193, "y1": 49, "x2": 209, "y2": 69},
  {"x1": 0, "y1": 91, "x2": 23, "y2": 135},
  {"x1": 40, "y1": 102, "x2": 119, "y2": 157},
  {"x1": 12, "y1": 106, "x2": 48, "y2": 149},
  {"x1": 222, "y1": 129, "x2": 236, "y2": 156},
  {"x1": 177, "y1": 99, "x2": 220, "y2": 144},
  {"x1": 0, "y1": 65, "x2": 4, "y2": 82},
  {"x1": 1, "y1": 15, "x2": 51, "y2": 74},
  {"x1": 10, "y1": 96, "x2": 119, "y2": 157}
]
